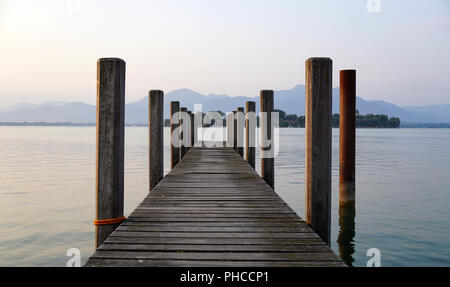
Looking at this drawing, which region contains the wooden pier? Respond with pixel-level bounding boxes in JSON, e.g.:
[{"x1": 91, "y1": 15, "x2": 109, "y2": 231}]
[
  {"x1": 85, "y1": 146, "x2": 344, "y2": 267},
  {"x1": 86, "y1": 57, "x2": 354, "y2": 267}
]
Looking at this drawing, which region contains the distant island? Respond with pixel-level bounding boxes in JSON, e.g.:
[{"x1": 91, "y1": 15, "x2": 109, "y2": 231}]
[{"x1": 276, "y1": 109, "x2": 400, "y2": 128}]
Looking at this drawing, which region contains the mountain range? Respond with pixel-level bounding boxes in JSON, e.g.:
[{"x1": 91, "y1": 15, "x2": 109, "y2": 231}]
[{"x1": 1, "y1": 85, "x2": 449, "y2": 124}]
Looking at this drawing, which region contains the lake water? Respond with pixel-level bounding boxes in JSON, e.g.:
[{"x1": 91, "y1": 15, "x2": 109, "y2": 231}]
[{"x1": 1, "y1": 127, "x2": 449, "y2": 266}]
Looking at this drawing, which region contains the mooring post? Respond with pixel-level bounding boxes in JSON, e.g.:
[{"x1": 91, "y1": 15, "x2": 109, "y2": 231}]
[
  {"x1": 95, "y1": 58, "x2": 125, "y2": 248},
  {"x1": 237, "y1": 107, "x2": 244, "y2": 157},
  {"x1": 170, "y1": 101, "x2": 180, "y2": 169},
  {"x1": 180, "y1": 107, "x2": 187, "y2": 159},
  {"x1": 185, "y1": 110, "x2": 191, "y2": 152},
  {"x1": 226, "y1": 114, "x2": 230, "y2": 146},
  {"x1": 227, "y1": 113, "x2": 233, "y2": 148},
  {"x1": 339, "y1": 70, "x2": 356, "y2": 207},
  {"x1": 260, "y1": 90, "x2": 274, "y2": 189},
  {"x1": 245, "y1": 101, "x2": 256, "y2": 169},
  {"x1": 305, "y1": 57, "x2": 332, "y2": 246},
  {"x1": 189, "y1": 111, "x2": 194, "y2": 149},
  {"x1": 149, "y1": 90, "x2": 164, "y2": 191},
  {"x1": 233, "y1": 111, "x2": 237, "y2": 151}
]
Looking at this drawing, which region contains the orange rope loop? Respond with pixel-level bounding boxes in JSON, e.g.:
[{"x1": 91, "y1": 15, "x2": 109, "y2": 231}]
[{"x1": 94, "y1": 216, "x2": 126, "y2": 226}]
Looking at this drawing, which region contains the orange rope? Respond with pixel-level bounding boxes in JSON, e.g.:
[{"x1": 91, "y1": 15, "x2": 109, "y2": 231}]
[{"x1": 94, "y1": 216, "x2": 126, "y2": 226}]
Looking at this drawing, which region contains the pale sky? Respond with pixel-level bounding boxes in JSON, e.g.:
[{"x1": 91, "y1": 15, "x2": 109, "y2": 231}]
[{"x1": 0, "y1": 0, "x2": 449, "y2": 108}]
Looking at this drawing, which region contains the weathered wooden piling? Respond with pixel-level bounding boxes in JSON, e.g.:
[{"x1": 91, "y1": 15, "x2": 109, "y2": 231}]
[
  {"x1": 180, "y1": 107, "x2": 188, "y2": 159},
  {"x1": 227, "y1": 113, "x2": 234, "y2": 148},
  {"x1": 233, "y1": 111, "x2": 237, "y2": 150},
  {"x1": 245, "y1": 101, "x2": 256, "y2": 169},
  {"x1": 95, "y1": 58, "x2": 125, "y2": 248},
  {"x1": 339, "y1": 70, "x2": 356, "y2": 207},
  {"x1": 226, "y1": 114, "x2": 230, "y2": 146},
  {"x1": 189, "y1": 111, "x2": 194, "y2": 148},
  {"x1": 148, "y1": 90, "x2": 164, "y2": 191},
  {"x1": 305, "y1": 57, "x2": 332, "y2": 246},
  {"x1": 186, "y1": 110, "x2": 191, "y2": 151},
  {"x1": 260, "y1": 90, "x2": 274, "y2": 189},
  {"x1": 170, "y1": 101, "x2": 180, "y2": 169},
  {"x1": 194, "y1": 109, "x2": 202, "y2": 148},
  {"x1": 237, "y1": 107, "x2": 244, "y2": 157}
]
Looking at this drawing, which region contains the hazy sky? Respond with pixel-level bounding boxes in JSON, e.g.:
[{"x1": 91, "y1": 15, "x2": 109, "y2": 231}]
[{"x1": 0, "y1": 0, "x2": 449, "y2": 108}]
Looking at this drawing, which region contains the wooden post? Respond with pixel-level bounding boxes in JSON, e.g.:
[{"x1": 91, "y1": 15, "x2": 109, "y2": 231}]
[
  {"x1": 149, "y1": 90, "x2": 164, "y2": 191},
  {"x1": 180, "y1": 107, "x2": 187, "y2": 159},
  {"x1": 186, "y1": 110, "x2": 191, "y2": 152},
  {"x1": 260, "y1": 90, "x2": 274, "y2": 189},
  {"x1": 245, "y1": 101, "x2": 256, "y2": 169},
  {"x1": 305, "y1": 57, "x2": 332, "y2": 246},
  {"x1": 233, "y1": 111, "x2": 237, "y2": 151},
  {"x1": 226, "y1": 114, "x2": 229, "y2": 146},
  {"x1": 227, "y1": 113, "x2": 233, "y2": 148},
  {"x1": 340, "y1": 70, "x2": 356, "y2": 207},
  {"x1": 194, "y1": 109, "x2": 202, "y2": 148},
  {"x1": 189, "y1": 111, "x2": 194, "y2": 149},
  {"x1": 95, "y1": 58, "x2": 125, "y2": 248},
  {"x1": 237, "y1": 107, "x2": 244, "y2": 157},
  {"x1": 170, "y1": 101, "x2": 180, "y2": 169}
]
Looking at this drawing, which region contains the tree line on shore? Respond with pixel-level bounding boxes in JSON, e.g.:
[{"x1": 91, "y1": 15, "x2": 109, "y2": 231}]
[
  {"x1": 276, "y1": 109, "x2": 400, "y2": 128},
  {"x1": 164, "y1": 109, "x2": 400, "y2": 128}
]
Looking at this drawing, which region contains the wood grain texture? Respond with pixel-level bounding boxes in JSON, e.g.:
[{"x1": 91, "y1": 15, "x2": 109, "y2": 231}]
[
  {"x1": 245, "y1": 101, "x2": 256, "y2": 169},
  {"x1": 85, "y1": 147, "x2": 344, "y2": 267},
  {"x1": 260, "y1": 90, "x2": 274, "y2": 189},
  {"x1": 95, "y1": 58, "x2": 125, "y2": 248},
  {"x1": 148, "y1": 90, "x2": 164, "y2": 191},
  {"x1": 305, "y1": 57, "x2": 332, "y2": 246}
]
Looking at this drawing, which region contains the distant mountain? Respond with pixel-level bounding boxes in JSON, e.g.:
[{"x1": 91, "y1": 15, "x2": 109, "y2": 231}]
[
  {"x1": 0, "y1": 102, "x2": 95, "y2": 123},
  {"x1": 0, "y1": 101, "x2": 69, "y2": 113},
  {"x1": 1, "y1": 85, "x2": 449, "y2": 124},
  {"x1": 403, "y1": 104, "x2": 450, "y2": 123}
]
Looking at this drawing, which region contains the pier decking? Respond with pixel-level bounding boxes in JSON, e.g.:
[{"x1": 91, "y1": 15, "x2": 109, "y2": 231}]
[{"x1": 85, "y1": 147, "x2": 344, "y2": 267}]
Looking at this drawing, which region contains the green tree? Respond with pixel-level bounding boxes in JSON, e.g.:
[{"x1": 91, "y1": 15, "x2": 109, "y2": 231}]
[{"x1": 332, "y1": 114, "x2": 340, "y2": 128}]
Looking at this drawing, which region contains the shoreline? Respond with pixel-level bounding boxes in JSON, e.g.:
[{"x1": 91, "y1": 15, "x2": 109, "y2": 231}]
[{"x1": 1, "y1": 122, "x2": 450, "y2": 128}]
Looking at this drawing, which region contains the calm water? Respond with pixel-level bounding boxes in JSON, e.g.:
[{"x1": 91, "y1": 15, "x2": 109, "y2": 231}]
[{"x1": 1, "y1": 127, "x2": 449, "y2": 266}]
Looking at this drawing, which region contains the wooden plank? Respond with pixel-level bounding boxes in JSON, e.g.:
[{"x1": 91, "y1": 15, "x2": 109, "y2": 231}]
[
  {"x1": 144, "y1": 196, "x2": 281, "y2": 200},
  {"x1": 98, "y1": 243, "x2": 330, "y2": 252},
  {"x1": 158, "y1": 183, "x2": 268, "y2": 187},
  {"x1": 128, "y1": 213, "x2": 302, "y2": 219},
  {"x1": 133, "y1": 207, "x2": 293, "y2": 213},
  {"x1": 127, "y1": 219, "x2": 306, "y2": 224},
  {"x1": 116, "y1": 225, "x2": 312, "y2": 233},
  {"x1": 119, "y1": 221, "x2": 307, "y2": 227},
  {"x1": 137, "y1": 204, "x2": 288, "y2": 209},
  {"x1": 109, "y1": 231, "x2": 319, "y2": 239},
  {"x1": 104, "y1": 237, "x2": 324, "y2": 245},
  {"x1": 90, "y1": 251, "x2": 341, "y2": 261},
  {"x1": 85, "y1": 259, "x2": 346, "y2": 267}
]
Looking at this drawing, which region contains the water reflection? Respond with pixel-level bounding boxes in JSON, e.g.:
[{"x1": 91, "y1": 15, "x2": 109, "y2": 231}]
[{"x1": 337, "y1": 202, "x2": 356, "y2": 266}]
